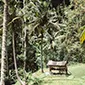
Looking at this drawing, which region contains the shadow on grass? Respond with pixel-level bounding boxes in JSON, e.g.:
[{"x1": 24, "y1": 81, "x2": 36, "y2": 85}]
[{"x1": 51, "y1": 72, "x2": 71, "y2": 77}]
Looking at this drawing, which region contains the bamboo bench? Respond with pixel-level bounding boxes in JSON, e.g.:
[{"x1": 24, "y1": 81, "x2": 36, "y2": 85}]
[{"x1": 47, "y1": 60, "x2": 68, "y2": 74}]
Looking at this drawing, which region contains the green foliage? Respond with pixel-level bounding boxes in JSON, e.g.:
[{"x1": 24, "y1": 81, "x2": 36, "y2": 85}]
[
  {"x1": 27, "y1": 73, "x2": 43, "y2": 85},
  {"x1": 14, "y1": 72, "x2": 43, "y2": 85},
  {"x1": 1, "y1": 0, "x2": 85, "y2": 84},
  {"x1": 19, "y1": 0, "x2": 85, "y2": 65}
]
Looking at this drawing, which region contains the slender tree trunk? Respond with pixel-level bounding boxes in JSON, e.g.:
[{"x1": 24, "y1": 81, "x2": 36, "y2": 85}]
[
  {"x1": 12, "y1": 28, "x2": 26, "y2": 85},
  {"x1": 41, "y1": 31, "x2": 44, "y2": 73},
  {"x1": 1, "y1": 0, "x2": 8, "y2": 85},
  {"x1": 12, "y1": 0, "x2": 26, "y2": 84},
  {"x1": 23, "y1": 27, "x2": 27, "y2": 82}
]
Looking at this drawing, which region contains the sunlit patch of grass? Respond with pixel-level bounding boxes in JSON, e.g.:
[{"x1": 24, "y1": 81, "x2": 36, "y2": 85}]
[
  {"x1": 69, "y1": 63, "x2": 85, "y2": 78},
  {"x1": 34, "y1": 63, "x2": 85, "y2": 85},
  {"x1": 42, "y1": 80, "x2": 83, "y2": 85}
]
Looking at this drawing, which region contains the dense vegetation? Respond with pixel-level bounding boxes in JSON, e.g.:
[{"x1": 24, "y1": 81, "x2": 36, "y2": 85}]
[{"x1": 0, "y1": 0, "x2": 85, "y2": 85}]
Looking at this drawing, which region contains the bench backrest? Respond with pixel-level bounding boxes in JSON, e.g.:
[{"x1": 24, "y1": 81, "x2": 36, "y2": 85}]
[{"x1": 47, "y1": 60, "x2": 68, "y2": 66}]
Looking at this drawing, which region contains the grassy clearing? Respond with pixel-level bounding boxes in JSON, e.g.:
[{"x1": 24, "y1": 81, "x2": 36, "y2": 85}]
[
  {"x1": 34, "y1": 63, "x2": 85, "y2": 85},
  {"x1": 69, "y1": 64, "x2": 85, "y2": 78},
  {"x1": 14, "y1": 63, "x2": 85, "y2": 85}
]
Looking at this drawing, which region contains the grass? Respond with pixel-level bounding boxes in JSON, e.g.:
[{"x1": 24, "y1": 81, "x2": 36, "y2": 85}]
[
  {"x1": 69, "y1": 64, "x2": 85, "y2": 78},
  {"x1": 14, "y1": 63, "x2": 85, "y2": 85},
  {"x1": 33, "y1": 63, "x2": 85, "y2": 85}
]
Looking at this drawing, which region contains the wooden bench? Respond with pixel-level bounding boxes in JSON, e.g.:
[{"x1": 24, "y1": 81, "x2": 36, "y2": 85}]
[{"x1": 47, "y1": 60, "x2": 68, "y2": 74}]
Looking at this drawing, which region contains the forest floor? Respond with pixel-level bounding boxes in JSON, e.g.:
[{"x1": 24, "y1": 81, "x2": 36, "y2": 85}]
[{"x1": 33, "y1": 63, "x2": 85, "y2": 85}]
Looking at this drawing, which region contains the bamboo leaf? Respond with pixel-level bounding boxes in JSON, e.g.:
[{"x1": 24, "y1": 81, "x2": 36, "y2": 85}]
[{"x1": 80, "y1": 29, "x2": 85, "y2": 44}]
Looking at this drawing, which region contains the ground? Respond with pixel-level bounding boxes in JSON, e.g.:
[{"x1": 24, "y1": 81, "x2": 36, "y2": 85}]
[
  {"x1": 33, "y1": 63, "x2": 85, "y2": 85},
  {"x1": 14, "y1": 63, "x2": 85, "y2": 85}
]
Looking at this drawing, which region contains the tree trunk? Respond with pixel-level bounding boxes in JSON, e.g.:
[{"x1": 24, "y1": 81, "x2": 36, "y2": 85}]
[
  {"x1": 41, "y1": 31, "x2": 44, "y2": 73},
  {"x1": 12, "y1": 28, "x2": 26, "y2": 85},
  {"x1": 23, "y1": 27, "x2": 27, "y2": 82},
  {"x1": 1, "y1": 0, "x2": 8, "y2": 85}
]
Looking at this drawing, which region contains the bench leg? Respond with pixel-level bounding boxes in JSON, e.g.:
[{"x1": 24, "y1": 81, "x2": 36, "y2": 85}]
[
  {"x1": 65, "y1": 66, "x2": 68, "y2": 74},
  {"x1": 49, "y1": 66, "x2": 52, "y2": 73},
  {"x1": 58, "y1": 68, "x2": 62, "y2": 74}
]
